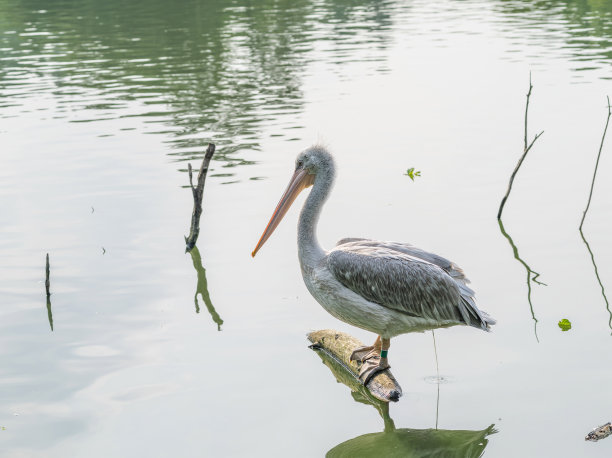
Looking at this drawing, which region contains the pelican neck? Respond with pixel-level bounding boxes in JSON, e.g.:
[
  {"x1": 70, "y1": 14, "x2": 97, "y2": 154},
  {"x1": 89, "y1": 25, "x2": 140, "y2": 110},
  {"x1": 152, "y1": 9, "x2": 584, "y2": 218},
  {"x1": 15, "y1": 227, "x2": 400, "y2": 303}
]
[{"x1": 297, "y1": 169, "x2": 334, "y2": 270}]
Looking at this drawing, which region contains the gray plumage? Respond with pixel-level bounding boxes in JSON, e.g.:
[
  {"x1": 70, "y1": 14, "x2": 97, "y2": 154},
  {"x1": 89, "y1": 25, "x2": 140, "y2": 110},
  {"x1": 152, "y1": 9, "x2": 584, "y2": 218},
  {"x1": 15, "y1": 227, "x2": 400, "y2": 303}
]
[
  {"x1": 255, "y1": 144, "x2": 495, "y2": 343},
  {"x1": 328, "y1": 239, "x2": 494, "y2": 331}
]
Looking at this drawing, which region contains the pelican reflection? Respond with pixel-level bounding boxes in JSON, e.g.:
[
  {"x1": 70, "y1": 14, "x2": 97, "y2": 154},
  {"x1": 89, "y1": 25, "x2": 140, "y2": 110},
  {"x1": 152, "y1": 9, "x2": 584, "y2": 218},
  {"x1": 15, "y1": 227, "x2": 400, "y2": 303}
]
[{"x1": 310, "y1": 345, "x2": 496, "y2": 458}]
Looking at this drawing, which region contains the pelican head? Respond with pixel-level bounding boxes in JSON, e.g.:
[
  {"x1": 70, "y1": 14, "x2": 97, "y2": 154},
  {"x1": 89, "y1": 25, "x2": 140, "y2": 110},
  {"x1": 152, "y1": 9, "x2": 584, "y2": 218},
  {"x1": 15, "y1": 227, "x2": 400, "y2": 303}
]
[
  {"x1": 294, "y1": 145, "x2": 335, "y2": 176},
  {"x1": 252, "y1": 146, "x2": 335, "y2": 257}
]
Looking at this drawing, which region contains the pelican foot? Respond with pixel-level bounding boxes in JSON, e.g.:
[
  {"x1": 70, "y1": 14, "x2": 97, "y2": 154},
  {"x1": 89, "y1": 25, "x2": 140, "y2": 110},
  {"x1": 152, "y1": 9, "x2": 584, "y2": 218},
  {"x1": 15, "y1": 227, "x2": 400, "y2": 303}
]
[
  {"x1": 358, "y1": 356, "x2": 390, "y2": 385},
  {"x1": 350, "y1": 345, "x2": 376, "y2": 362}
]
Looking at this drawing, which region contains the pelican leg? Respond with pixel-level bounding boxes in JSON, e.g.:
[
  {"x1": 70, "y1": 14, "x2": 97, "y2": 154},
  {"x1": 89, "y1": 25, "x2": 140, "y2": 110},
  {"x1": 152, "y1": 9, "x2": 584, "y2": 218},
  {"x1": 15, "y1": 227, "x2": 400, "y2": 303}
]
[
  {"x1": 350, "y1": 336, "x2": 381, "y2": 362},
  {"x1": 358, "y1": 337, "x2": 391, "y2": 385}
]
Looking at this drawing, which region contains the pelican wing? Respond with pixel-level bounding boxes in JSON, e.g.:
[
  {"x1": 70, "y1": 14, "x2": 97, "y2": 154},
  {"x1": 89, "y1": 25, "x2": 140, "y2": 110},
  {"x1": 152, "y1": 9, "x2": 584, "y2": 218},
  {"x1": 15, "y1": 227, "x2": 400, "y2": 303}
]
[
  {"x1": 328, "y1": 242, "x2": 493, "y2": 330},
  {"x1": 336, "y1": 238, "x2": 471, "y2": 290}
]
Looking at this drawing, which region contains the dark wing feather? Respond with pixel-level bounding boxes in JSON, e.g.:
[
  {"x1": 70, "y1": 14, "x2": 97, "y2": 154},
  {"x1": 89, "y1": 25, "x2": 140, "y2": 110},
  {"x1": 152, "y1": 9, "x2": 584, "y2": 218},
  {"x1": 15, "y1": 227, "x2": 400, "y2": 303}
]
[
  {"x1": 328, "y1": 242, "x2": 493, "y2": 330},
  {"x1": 336, "y1": 238, "x2": 471, "y2": 289}
]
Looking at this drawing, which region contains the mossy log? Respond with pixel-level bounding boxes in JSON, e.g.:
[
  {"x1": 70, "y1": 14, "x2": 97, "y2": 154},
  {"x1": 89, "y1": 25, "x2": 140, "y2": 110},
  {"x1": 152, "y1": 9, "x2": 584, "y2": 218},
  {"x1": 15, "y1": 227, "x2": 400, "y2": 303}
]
[{"x1": 308, "y1": 329, "x2": 402, "y2": 403}]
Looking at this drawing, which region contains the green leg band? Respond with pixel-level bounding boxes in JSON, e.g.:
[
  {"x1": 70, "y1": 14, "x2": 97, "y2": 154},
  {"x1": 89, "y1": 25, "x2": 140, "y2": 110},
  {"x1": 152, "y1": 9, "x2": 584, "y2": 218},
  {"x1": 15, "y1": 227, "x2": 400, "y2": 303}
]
[{"x1": 380, "y1": 350, "x2": 388, "y2": 358}]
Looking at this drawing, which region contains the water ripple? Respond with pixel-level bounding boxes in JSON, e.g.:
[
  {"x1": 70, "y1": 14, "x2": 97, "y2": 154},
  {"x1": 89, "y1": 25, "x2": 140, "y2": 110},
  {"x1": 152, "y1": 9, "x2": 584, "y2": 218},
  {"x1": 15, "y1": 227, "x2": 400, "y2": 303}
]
[{"x1": 1, "y1": 0, "x2": 612, "y2": 175}]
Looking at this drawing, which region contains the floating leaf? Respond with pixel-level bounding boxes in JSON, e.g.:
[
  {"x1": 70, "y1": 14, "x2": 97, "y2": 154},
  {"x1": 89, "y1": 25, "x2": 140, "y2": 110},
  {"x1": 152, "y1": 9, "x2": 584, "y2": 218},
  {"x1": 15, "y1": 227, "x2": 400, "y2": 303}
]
[
  {"x1": 405, "y1": 167, "x2": 421, "y2": 181},
  {"x1": 558, "y1": 319, "x2": 571, "y2": 331}
]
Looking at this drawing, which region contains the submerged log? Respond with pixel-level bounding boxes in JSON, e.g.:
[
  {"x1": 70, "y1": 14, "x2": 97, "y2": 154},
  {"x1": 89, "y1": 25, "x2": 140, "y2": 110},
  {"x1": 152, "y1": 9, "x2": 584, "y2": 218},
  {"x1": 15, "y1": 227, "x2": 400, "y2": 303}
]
[
  {"x1": 307, "y1": 329, "x2": 402, "y2": 403},
  {"x1": 185, "y1": 143, "x2": 215, "y2": 252}
]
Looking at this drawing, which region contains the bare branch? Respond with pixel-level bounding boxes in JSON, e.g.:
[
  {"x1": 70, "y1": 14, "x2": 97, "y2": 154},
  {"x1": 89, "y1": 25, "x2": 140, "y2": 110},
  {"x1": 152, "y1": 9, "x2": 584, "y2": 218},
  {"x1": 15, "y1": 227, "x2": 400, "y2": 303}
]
[
  {"x1": 498, "y1": 75, "x2": 544, "y2": 220},
  {"x1": 185, "y1": 143, "x2": 216, "y2": 252},
  {"x1": 579, "y1": 96, "x2": 611, "y2": 230},
  {"x1": 188, "y1": 163, "x2": 194, "y2": 191},
  {"x1": 524, "y1": 72, "x2": 533, "y2": 151},
  {"x1": 45, "y1": 253, "x2": 50, "y2": 295}
]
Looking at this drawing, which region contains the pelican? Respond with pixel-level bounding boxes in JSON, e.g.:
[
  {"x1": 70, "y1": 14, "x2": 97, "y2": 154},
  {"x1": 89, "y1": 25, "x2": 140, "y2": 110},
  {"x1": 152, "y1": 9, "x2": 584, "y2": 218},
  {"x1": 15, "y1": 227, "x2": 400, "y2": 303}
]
[{"x1": 252, "y1": 146, "x2": 495, "y2": 383}]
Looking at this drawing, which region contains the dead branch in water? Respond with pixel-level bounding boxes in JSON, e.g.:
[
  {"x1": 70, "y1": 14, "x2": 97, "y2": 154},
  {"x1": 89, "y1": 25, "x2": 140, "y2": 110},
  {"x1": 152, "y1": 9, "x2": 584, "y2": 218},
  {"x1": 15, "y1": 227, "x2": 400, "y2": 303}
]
[
  {"x1": 45, "y1": 253, "x2": 53, "y2": 331},
  {"x1": 580, "y1": 96, "x2": 611, "y2": 230},
  {"x1": 498, "y1": 74, "x2": 544, "y2": 219},
  {"x1": 185, "y1": 143, "x2": 215, "y2": 252}
]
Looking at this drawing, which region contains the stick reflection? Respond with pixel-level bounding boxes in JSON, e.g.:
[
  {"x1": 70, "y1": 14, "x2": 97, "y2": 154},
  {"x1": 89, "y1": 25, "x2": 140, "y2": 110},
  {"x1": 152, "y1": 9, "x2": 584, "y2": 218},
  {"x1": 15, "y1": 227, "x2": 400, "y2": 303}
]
[
  {"x1": 579, "y1": 229, "x2": 612, "y2": 335},
  {"x1": 498, "y1": 219, "x2": 546, "y2": 341},
  {"x1": 189, "y1": 246, "x2": 223, "y2": 331}
]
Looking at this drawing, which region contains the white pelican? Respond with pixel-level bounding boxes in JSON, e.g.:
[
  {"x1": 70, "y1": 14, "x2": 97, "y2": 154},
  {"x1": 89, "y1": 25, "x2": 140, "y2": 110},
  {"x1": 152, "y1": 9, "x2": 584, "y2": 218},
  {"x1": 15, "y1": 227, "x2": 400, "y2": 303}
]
[{"x1": 252, "y1": 146, "x2": 495, "y2": 383}]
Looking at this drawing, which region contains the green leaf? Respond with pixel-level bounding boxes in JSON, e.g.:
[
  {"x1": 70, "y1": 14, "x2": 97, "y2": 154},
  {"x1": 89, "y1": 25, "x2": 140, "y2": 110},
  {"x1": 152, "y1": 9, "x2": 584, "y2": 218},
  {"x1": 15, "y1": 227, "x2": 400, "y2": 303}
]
[
  {"x1": 405, "y1": 167, "x2": 421, "y2": 181},
  {"x1": 558, "y1": 319, "x2": 571, "y2": 331}
]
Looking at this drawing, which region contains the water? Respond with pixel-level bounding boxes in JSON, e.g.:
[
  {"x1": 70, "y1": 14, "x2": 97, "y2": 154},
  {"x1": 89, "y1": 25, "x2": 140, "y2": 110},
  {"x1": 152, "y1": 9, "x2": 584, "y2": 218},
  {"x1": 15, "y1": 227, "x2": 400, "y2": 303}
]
[{"x1": 1, "y1": 0, "x2": 612, "y2": 456}]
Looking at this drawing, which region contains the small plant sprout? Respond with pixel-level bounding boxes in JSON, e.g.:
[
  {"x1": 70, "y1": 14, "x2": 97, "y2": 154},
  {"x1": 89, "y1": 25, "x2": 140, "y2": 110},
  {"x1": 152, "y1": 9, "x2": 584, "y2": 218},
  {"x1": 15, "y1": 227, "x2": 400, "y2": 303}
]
[
  {"x1": 405, "y1": 167, "x2": 421, "y2": 181},
  {"x1": 558, "y1": 319, "x2": 572, "y2": 331}
]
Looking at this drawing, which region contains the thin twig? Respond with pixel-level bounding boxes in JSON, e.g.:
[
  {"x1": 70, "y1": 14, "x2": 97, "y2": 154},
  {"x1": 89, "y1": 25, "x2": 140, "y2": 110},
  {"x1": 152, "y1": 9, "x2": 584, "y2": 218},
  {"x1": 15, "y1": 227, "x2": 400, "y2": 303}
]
[
  {"x1": 498, "y1": 74, "x2": 544, "y2": 219},
  {"x1": 45, "y1": 253, "x2": 53, "y2": 331},
  {"x1": 524, "y1": 74, "x2": 532, "y2": 151},
  {"x1": 432, "y1": 330, "x2": 440, "y2": 430},
  {"x1": 45, "y1": 253, "x2": 50, "y2": 295},
  {"x1": 188, "y1": 163, "x2": 194, "y2": 190},
  {"x1": 431, "y1": 330, "x2": 440, "y2": 381},
  {"x1": 185, "y1": 143, "x2": 215, "y2": 252},
  {"x1": 580, "y1": 96, "x2": 611, "y2": 230}
]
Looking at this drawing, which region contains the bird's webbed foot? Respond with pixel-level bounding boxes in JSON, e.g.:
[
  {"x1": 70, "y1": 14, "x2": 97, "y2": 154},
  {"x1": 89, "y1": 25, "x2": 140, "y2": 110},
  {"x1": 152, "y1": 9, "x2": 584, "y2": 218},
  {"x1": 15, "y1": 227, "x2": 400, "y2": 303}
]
[
  {"x1": 358, "y1": 356, "x2": 390, "y2": 385},
  {"x1": 350, "y1": 345, "x2": 377, "y2": 363}
]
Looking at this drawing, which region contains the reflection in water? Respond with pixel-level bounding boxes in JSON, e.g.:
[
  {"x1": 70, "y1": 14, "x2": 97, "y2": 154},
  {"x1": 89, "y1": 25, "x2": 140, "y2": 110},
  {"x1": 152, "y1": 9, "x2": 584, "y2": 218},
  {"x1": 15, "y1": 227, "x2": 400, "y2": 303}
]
[
  {"x1": 578, "y1": 97, "x2": 611, "y2": 336},
  {"x1": 0, "y1": 0, "x2": 395, "y2": 174},
  {"x1": 46, "y1": 293, "x2": 53, "y2": 332},
  {"x1": 328, "y1": 425, "x2": 497, "y2": 458},
  {"x1": 579, "y1": 230, "x2": 612, "y2": 335},
  {"x1": 189, "y1": 246, "x2": 223, "y2": 330},
  {"x1": 491, "y1": 0, "x2": 612, "y2": 79},
  {"x1": 498, "y1": 219, "x2": 545, "y2": 341},
  {"x1": 2, "y1": 0, "x2": 612, "y2": 176},
  {"x1": 310, "y1": 347, "x2": 497, "y2": 457},
  {"x1": 45, "y1": 253, "x2": 53, "y2": 331},
  {"x1": 312, "y1": 344, "x2": 395, "y2": 431}
]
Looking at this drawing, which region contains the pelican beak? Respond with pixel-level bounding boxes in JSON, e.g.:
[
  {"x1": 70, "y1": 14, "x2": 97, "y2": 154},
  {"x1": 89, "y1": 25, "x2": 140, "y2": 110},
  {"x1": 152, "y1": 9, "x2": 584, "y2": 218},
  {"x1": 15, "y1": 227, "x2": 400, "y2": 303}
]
[{"x1": 252, "y1": 168, "x2": 315, "y2": 257}]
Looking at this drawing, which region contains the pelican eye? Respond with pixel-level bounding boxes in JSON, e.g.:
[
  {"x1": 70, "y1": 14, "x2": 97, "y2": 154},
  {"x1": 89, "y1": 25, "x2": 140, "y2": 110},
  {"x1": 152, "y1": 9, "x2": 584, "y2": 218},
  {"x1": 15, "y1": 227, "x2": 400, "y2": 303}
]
[{"x1": 297, "y1": 160, "x2": 304, "y2": 169}]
